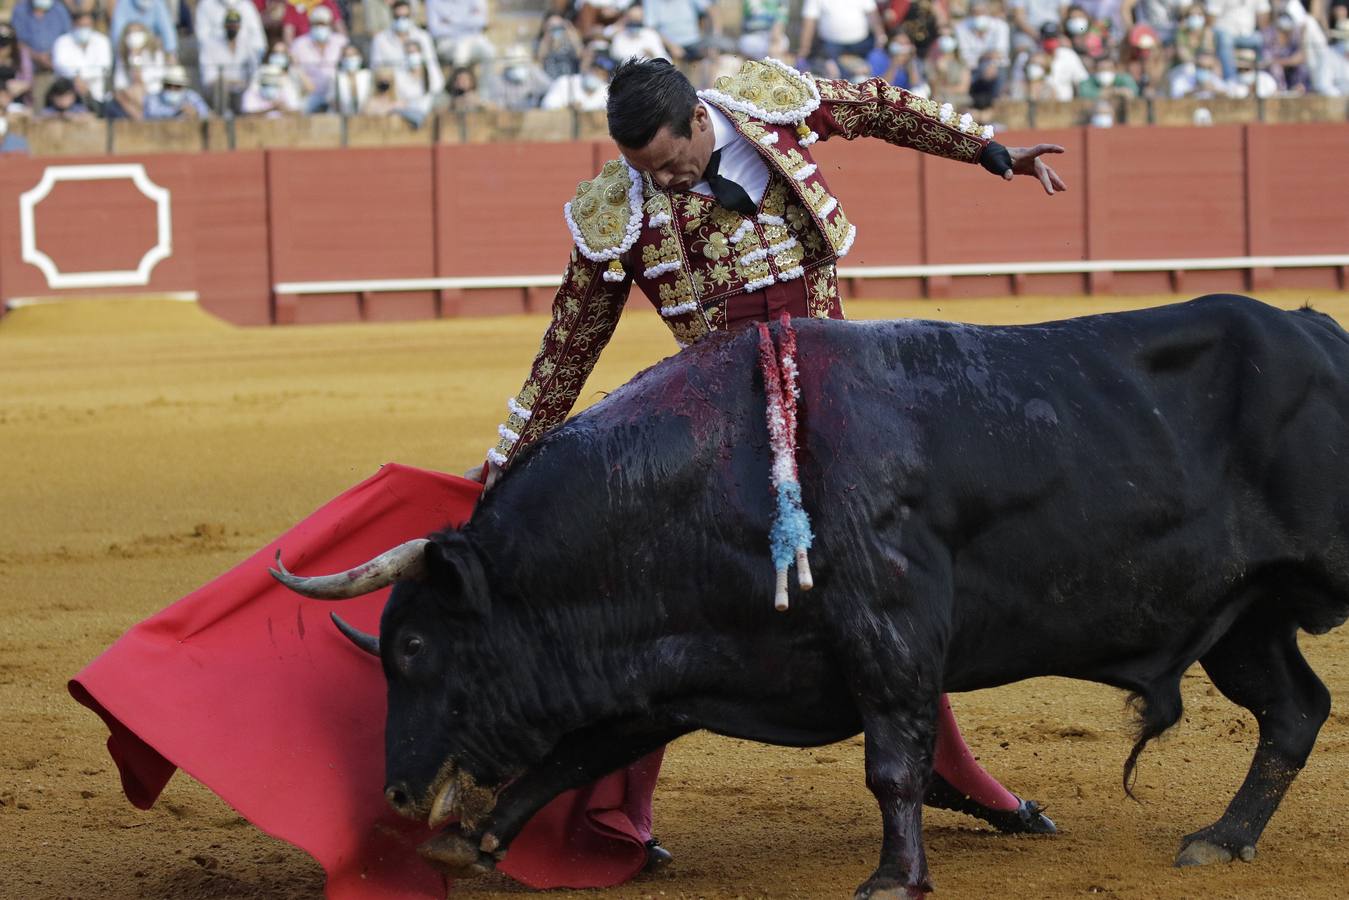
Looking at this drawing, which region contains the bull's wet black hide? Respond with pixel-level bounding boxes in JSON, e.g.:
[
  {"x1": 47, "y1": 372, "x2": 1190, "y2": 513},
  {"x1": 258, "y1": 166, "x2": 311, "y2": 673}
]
[{"x1": 373, "y1": 295, "x2": 1349, "y2": 897}]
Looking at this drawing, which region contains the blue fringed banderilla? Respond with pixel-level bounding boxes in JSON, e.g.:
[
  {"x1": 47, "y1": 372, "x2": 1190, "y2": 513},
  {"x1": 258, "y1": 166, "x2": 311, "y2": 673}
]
[{"x1": 756, "y1": 314, "x2": 814, "y2": 611}]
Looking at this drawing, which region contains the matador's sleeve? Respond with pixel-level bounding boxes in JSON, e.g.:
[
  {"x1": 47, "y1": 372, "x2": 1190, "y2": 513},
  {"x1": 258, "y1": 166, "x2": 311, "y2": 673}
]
[
  {"x1": 488, "y1": 250, "x2": 631, "y2": 468},
  {"x1": 804, "y1": 76, "x2": 995, "y2": 166}
]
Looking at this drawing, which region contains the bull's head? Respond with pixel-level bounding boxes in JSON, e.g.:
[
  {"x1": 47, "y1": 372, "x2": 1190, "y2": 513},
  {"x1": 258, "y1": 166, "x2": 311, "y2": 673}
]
[{"x1": 270, "y1": 533, "x2": 518, "y2": 838}]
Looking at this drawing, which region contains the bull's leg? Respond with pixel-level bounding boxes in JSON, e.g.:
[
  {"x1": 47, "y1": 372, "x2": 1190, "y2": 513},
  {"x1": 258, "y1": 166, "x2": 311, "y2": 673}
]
[
  {"x1": 855, "y1": 713, "x2": 938, "y2": 900},
  {"x1": 1176, "y1": 610, "x2": 1331, "y2": 867}
]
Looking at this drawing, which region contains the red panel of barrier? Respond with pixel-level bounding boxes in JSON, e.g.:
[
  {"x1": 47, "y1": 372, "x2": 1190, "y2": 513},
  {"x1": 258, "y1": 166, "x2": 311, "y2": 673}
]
[
  {"x1": 1246, "y1": 124, "x2": 1349, "y2": 258},
  {"x1": 1085, "y1": 126, "x2": 1246, "y2": 261},
  {"x1": 923, "y1": 128, "x2": 1087, "y2": 266},
  {"x1": 266, "y1": 147, "x2": 435, "y2": 284},
  {"x1": 811, "y1": 139, "x2": 924, "y2": 267},
  {"x1": 193, "y1": 152, "x2": 271, "y2": 326},
  {"x1": 434, "y1": 141, "x2": 593, "y2": 278}
]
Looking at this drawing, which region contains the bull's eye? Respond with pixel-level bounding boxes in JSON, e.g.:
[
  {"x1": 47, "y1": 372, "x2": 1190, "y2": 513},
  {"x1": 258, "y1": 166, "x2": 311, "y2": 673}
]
[{"x1": 404, "y1": 636, "x2": 423, "y2": 657}]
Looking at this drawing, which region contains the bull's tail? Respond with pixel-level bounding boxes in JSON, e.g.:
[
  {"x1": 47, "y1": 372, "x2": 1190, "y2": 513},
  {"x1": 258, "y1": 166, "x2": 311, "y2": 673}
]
[{"x1": 1121, "y1": 679, "x2": 1184, "y2": 801}]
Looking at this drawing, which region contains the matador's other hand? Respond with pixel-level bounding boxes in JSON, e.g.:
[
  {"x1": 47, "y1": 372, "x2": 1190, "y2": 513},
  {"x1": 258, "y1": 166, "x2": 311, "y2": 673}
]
[{"x1": 1003, "y1": 143, "x2": 1068, "y2": 195}]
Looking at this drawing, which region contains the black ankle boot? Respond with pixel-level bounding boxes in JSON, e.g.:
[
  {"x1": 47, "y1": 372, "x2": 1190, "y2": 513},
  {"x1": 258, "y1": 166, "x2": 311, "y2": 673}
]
[
  {"x1": 925, "y1": 774, "x2": 1057, "y2": 834},
  {"x1": 644, "y1": 837, "x2": 674, "y2": 871}
]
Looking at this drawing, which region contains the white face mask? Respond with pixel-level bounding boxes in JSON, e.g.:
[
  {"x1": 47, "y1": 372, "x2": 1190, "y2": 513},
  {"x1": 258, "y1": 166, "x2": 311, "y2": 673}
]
[
  {"x1": 161, "y1": 88, "x2": 184, "y2": 106},
  {"x1": 973, "y1": 14, "x2": 991, "y2": 30},
  {"x1": 1239, "y1": 69, "x2": 1257, "y2": 84},
  {"x1": 311, "y1": 25, "x2": 331, "y2": 42},
  {"x1": 406, "y1": 53, "x2": 423, "y2": 69},
  {"x1": 341, "y1": 56, "x2": 361, "y2": 72},
  {"x1": 1096, "y1": 69, "x2": 1116, "y2": 85},
  {"x1": 938, "y1": 35, "x2": 957, "y2": 53},
  {"x1": 33, "y1": 0, "x2": 53, "y2": 10},
  {"x1": 269, "y1": 53, "x2": 288, "y2": 68},
  {"x1": 1186, "y1": 13, "x2": 1205, "y2": 29},
  {"x1": 126, "y1": 30, "x2": 148, "y2": 50},
  {"x1": 73, "y1": 25, "x2": 93, "y2": 43},
  {"x1": 1090, "y1": 112, "x2": 1114, "y2": 128},
  {"x1": 392, "y1": 16, "x2": 411, "y2": 33},
  {"x1": 1067, "y1": 17, "x2": 1089, "y2": 36},
  {"x1": 1026, "y1": 62, "x2": 1045, "y2": 80}
]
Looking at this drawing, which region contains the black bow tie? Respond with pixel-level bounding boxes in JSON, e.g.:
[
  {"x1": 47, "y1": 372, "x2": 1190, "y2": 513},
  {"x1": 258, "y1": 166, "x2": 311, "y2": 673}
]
[{"x1": 702, "y1": 149, "x2": 757, "y2": 217}]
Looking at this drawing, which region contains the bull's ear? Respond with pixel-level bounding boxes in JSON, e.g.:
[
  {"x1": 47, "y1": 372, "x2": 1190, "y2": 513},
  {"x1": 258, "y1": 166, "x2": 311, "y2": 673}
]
[{"x1": 423, "y1": 534, "x2": 492, "y2": 617}]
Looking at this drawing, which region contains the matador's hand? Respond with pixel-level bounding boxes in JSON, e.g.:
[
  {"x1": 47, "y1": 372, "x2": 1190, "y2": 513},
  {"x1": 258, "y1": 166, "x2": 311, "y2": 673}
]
[{"x1": 1003, "y1": 144, "x2": 1068, "y2": 195}]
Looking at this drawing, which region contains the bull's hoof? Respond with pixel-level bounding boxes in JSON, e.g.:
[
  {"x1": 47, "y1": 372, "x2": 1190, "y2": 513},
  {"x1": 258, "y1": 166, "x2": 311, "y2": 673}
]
[
  {"x1": 854, "y1": 876, "x2": 930, "y2": 900},
  {"x1": 419, "y1": 830, "x2": 497, "y2": 878},
  {"x1": 1175, "y1": 837, "x2": 1256, "y2": 868}
]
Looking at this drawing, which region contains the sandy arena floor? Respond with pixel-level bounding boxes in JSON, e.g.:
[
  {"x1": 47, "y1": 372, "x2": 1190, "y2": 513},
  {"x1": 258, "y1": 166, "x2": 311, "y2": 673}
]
[{"x1": 2, "y1": 293, "x2": 1346, "y2": 899}]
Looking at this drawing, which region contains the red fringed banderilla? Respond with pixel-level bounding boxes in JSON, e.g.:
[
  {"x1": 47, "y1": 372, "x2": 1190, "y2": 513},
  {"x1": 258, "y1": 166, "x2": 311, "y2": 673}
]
[{"x1": 756, "y1": 313, "x2": 814, "y2": 611}]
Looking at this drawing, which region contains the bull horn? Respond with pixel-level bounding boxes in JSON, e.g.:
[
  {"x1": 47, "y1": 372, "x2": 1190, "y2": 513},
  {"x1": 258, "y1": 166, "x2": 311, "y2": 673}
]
[
  {"x1": 331, "y1": 612, "x2": 381, "y2": 656},
  {"x1": 268, "y1": 538, "x2": 430, "y2": 599}
]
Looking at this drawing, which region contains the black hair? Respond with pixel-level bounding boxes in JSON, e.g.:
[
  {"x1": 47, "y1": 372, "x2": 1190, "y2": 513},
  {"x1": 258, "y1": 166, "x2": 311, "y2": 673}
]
[{"x1": 606, "y1": 57, "x2": 697, "y2": 150}]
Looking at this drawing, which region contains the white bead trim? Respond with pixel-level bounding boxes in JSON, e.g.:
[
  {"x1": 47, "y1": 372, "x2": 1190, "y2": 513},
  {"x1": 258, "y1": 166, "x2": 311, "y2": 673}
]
[
  {"x1": 487, "y1": 448, "x2": 508, "y2": 466},
  {"x1": 982, "y1": 125, "x2": 995, "y2": 140},
  {"x1": 818, "y1": 196, "x2": 838, "y2": 219},
  {"x1": 744, "y1": 275, "x2": 777, "y2": 292},
  {"x1": 563, "y1": 161, "x2": 645, "y2": 263},
  {"x1": 800, "y1": 131, "x2": 819, "y2": 147},
  {"x1": 793, "y1": 164, "x2": 818, "y2": 182},
  {"x1": 660, "y1": 300, "x2": 699, "y2": 317},
  {"x1": 759, "y1": 132, "x2": 780, "y2": 145},
  {"x1": 778, "y1": 266, "x2": 805, "y2": 282},
  {"x1": 836, "y1": 224, "x2": 858, "y2": 259},
  {"x1": 939, "y1": 103, "x2": 955, "y2": 125},
  {"x1": 643, "y1": 259, "x2": 682, "y2": 279},
  {"x1": 602, "y1": 266, "x2": 627, "y2": 282},
  {"x1": 497, "y1": 424, "x2": 520, "y2": 444},
  {"x1": 696, "y1": 57, "x2": 822, "y2": 125},
  {"x1": 757, "y1": 214, "x2": 785, "y2": 227},
  {"x1": 740, "y1": 248, "x2": 769, "y2": 265},
  {"x1": 730, "y1": 220, "x2": 755, "y2": 245},
  {"x1": 648, "y1": 212, "x2": 671, "y2": 228},
  {"x1": 767, "y1": 237, "x2": 799, "y2": 255},
  {"x1": 507, "y1": 398, "x2": 532, "y2": 421}
]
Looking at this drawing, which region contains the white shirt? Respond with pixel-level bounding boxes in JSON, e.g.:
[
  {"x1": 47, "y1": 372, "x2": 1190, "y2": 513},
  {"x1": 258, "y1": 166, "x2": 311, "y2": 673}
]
[
  {"x1": 608, "y1": 23, "x2": 669, "y2": 60},
  {"x1": 194, "y1": 0, "x2": 267, "y2": 59},
  {"x1": 540, "y1": 73, "x2": 609, "y2": 111},
  {"x1": 52, "y1": 31, "x2": 114, "y2": 101},
  {"x1": 1204, "y1": 0, "x2": 1270, "y2": 36},
  {"x1": 801, "y1": 0, "x2": 876, "y2": 45},
  {"x1": 690, "y1": 101, "x2": 770, "y2": 206},
  {"x1": 370, "y1": 26, "x2": 444, "y2": 94}
]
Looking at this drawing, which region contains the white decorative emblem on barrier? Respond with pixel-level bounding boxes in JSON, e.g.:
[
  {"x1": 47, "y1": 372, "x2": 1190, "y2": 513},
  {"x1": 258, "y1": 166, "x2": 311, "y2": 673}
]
[{"x1": 19, "y1": 164, "x2": 173, "y2": 290}]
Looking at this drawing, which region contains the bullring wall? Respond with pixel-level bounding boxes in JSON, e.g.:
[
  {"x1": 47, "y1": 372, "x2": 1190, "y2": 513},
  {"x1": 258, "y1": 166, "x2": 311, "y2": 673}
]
[{"x1": 0, "y1": 122, "x2": 1345, "y2": 326}]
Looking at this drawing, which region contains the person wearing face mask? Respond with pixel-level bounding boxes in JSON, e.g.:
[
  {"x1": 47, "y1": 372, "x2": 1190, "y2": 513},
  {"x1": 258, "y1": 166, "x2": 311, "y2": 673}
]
[
  {"x1": 0, "y1": 23, "x2": 35, "y2": 100},
  {"x1": 537, "y1": 14, "x2": 583, "y2": 79},
  {"x1": 195, "y1": 0, "x2": 267, "y2": 61},
  {"x1": 278, "y1": 0, "x2": 344, "y2": 44},
  {"x1": 199, "y1": 8, "x2": 262, "y2": 110},
  {"x1": 1077, "y1": 54, "x2": 1141, "y2": 94},
  {"x1": 445, "y1": 62, "x2": 483, "y2": 111},
  {"x1": 927, "y1": 26, "x2": 974, "y2": 100},
  {"x1": 241, "y1": 62, "x2": 302, "y2": 114},
  {"x1": 1035, "y1": 21, "x2": 1092, "y2": 97},
  {"x1": 426, "y1": 0, "x2": 494, "y2": 69},
  {"x1": 955, "y1": 0, "x2": 1013, "y2": 68},
  {"x1": 0, "y1": 87, "x2": 31, "y2": 152},
  {"x1": 389, "y1": 36, "x2": 437, "y2": 125},
  {"x1": 540, "y1": 45, "x2": 611, "y2": 111},
  {"x1": 738, "y1": 0, "x2": 788, "y2": 60},
  {"x1": 1262, "y1": 12, "x2": 1310, "y2": 88},
  {"x1": 607, "y1": 7, "x2": 670, "y2": 61},
  {"x1": 143, "y1": 63, "x2": 210, "y2": 118},
  {"x1": 1174, "y1": 2, "x2": 1219, "y2": 62},
  {"x1": 12, "y1": 0, "x2": 73, "y2": 72},
  {"x1": 1168, "y1": 47, "x2": 1238, "y2": 93},
  {"x1": 291, "y1": 4, "x2": 348, "y2": 112},
  {"x1": 482, "y1": 42, "x2": 551, "y2": 110},
  {"x1": 1015, "y1": 50, "x2": 1064, "y2": 98},
  {"x1": 52, "y1": 9, "x2": 114, "y2": 108},
  {"x1": 882, "y1": 32, "x2": 926, "y2": 91},
  {"x1": 331, "y1": 45, "x2": 370, "y2": 113},
  {"x1": 111, "y1": 0, "x2": 178, "y2": 59},
  {"x1": 1207, "y1": 0, "x2": 1272, "y2": 79},
  {"x1": 371, "y1": 0, "x2": 443, "y2": 95}
]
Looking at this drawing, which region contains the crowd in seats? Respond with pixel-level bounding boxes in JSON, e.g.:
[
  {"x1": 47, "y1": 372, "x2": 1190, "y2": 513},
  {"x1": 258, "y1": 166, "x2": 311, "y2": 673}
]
[{"x1": 0, "y1": 0, "x2": 1345, "y2": 148}]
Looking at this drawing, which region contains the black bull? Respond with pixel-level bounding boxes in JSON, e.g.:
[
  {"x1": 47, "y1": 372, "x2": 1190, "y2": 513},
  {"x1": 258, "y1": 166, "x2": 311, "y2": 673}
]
[{"x1": 274, "y1": 294, "x2": 1348, "y2": 899}]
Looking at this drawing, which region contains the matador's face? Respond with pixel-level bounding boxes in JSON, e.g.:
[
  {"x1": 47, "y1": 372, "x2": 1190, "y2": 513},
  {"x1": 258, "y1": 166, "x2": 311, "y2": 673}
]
[{"x1": 619, "y1": 103, "x2": 716, "y2": 193}]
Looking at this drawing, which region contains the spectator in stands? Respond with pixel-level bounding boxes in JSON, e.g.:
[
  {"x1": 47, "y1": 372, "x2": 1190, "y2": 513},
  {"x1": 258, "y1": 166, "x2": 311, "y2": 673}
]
[
  {"x1": 969, "y1": 50, "x2": 1007, "y2": 105},
  {"x1": 12, "y1": 0, "x2": 72, "y2": 73},
  {"x1": 391, "y1": 36, "x2": 438, "y2": 125},
  {"x1": 446, "y1": 63, "x2": 483, "y2": 110},
  {"x1": 1323, "y1": 31, "x2": 1349, "y2": 92},
  {"x1": 608, "y1": 6, "x2": 669, "y2": 60},
  {"x1": 926, "y1": 23, "x2": 973, "y2": 99},
  {"x1": 739, "y1": 0, "x2": 789, "y2": 59},
  {"x1": 360, "y1": 65, "x2": 402, "y2": 115},
  {"x1": 266, "y1": 39, "x2": 318, "y2": 103},
  {"x1": 331, "y1": 43, "x2": 369, "y2": 114},
  {"x1": 881, "y1": 31, "x2": 927, "y2": 88},
  {"x1": 956, "y1": 0, "x2": 1013, "y2": 66},
  {"x1": 241, "y1": 62, "x2": 302, "y2": 114},
  {"x1": 1275, "y1": 0, "x2": 1335, "y2": 93},
  {"x1": 196, "y1": 0, "x2": 266, "y2": 59},
  {"x1": 291, "y1": 4, "x2": 346, "y2": 111},
  {"x1": 1011, "y1": 0, "x2": 1069, "y2": 48},
  {"x1": 1078, "y1": 51, "x2": 1143, "y2": 91},
  {"x1": 278, "y1": 0, "x2": 344, "y2": 43},
  {"x1": 1087, "y1": 96, "x2": 1116, "y2": 124},
  {"x1": 1120, "y1": 21, "x2": 1167, "y2": 94},
  {"x1": 0, "y1": 22, "x2": 35, "y2": 95},
  {"x1": 642, "y1": 0, "x2": 719, "y2": 62},
  {"x1": 1012, "y1": 48, "x2": 1065, "y2": 96},
  {"x1": 1121, "y1": 0, "x2": 1184, "y2": 42},
  {"x1": 111, "y1": 0, "x2": 177, "y2": 59},
  {"x1": 1264, "y1": 9, "x2": 1311, "y2": 85},
  {"x1": 111, "y1": 23, "x2": 166, "y2": 118},
  {"x1": 480, "y1": 43, "x2": 550, "y2": 109},
  {"x1": 199, "y1": 8, "x2": 260, "y2": 110},
  {"x1": 1063, "y1": 3, "x2": 1110, "y2": 59},
  {"x1": 365, "y1": 0, "x2": 422, "y2": 38},
  {"x1": 52, "y1": 8, "x2": 112, "y2": 111},
  {"x1": 537, "y1": 14, "x2": 583, "y2": 78},
  {"x1": 886, "y1": 0, "x2": 946, "y2": 58},
  {"x1": 1169, "y1": 47, "x2": 1238, "y2": 92},
  {"x1": 1174, "y1": 1, "x2": 1219, "y2": 60},
  {"x1": 0, "y1": 88, "x2": 30, "y2": 150},
  {"x1": 371, "y1": 0, "x2": 443, "y2": 94},
  {"x1": 427, "y1": 0, "x2": 493, "y2": 68},
  {"x1": 800, "y1": 0, "x2": 888, "y2": 68},
  {"x1": 42, "y1": 75, "x2": 93, "y2": 118},
  {"x1": 1037, "y1": 21, "x2": 1091, "y2": 96},
  {"x1": 143, "y1": 63, "x2": 209, "y2": 118},
  {"x1": 575, "y1": 0, "x2": 633, "y2": 38},
  {"x1": 1232, "y1": 43, "x2": 1281, "y2": 90},
  {"x1": 541, "y1": 44, "x2": 610, "y2": 109},
  {"x1": 1207, "y1": 0, "x2": 1271, "y2": 78}
]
